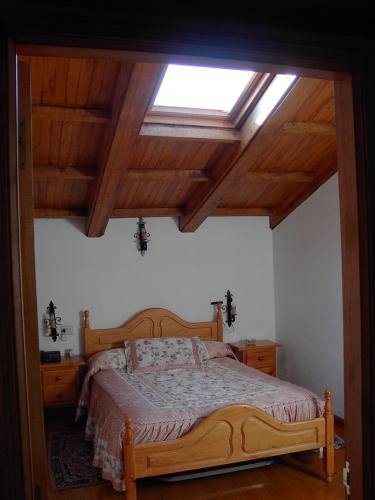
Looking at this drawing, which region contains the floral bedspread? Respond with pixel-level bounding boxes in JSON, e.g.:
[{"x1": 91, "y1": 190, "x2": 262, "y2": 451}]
[{"x1": 80, "y1": 358, "x2": 324, "y2": 491}]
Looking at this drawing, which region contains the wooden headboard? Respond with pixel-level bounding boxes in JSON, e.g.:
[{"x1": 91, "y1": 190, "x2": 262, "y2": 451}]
[{"x1": 84, "y1": 305, "x2": 223, "y2": 357}]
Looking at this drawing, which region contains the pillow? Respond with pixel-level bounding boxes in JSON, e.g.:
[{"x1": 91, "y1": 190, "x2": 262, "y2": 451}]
[
  {"x1": 87, "y1": 347, "x2": 127, "y2": 372},
  {"x1": 124, "y1": 337, "x2": 206, "y2": 373},
  {"x1": 202, "y1": 341, "x2": 236, "y2": 360},
  {"x1": 76, "y1": 348, "x2": 126, "y2": 421}
]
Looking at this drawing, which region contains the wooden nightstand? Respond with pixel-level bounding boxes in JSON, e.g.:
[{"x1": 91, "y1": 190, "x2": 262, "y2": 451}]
[
  {"x1": 41, "y1": 355, "x2": 86, "y2": 407},
  {"x1": 228, "y1": 340, "x2": 280, "y2": 376}
]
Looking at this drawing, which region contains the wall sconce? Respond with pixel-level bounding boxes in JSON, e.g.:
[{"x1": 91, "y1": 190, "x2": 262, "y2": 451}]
[
  {"x1": 223, "y1": 290, "x2": 237, "y2": 327},
  {"x1": 134, "y1": 217, "x2": 150, "y2": 256},
  {"x1": 44, "y1": 301, "x2": 62, "y2": 342}
]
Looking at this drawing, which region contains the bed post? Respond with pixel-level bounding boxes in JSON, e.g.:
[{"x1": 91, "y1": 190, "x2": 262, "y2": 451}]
[
  {"x1": 83, "y1": 310, "x2": 90, "y2": 328},
  {"x1": 124, "y1": 416, "x2": 137, "y2": 500},
  {"x1": 324, "y1": 389, "x2": 334, "y2": 482},
  {"x1": 216, "y1": 303, "x2": 223, "y2": 341}
]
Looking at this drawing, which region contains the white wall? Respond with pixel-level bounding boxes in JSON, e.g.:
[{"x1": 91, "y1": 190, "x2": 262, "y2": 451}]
[
  {"x1": 272, "y1": 174, "x2": 344, "y2": 417},
  {"x1": 35, "y1": 217, "x2": 276, "y2": 356}
]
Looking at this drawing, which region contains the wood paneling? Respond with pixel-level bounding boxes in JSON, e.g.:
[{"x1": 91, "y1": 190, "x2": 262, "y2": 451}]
[
  {"x1": 126, "y1": 136, "x2": 221, "y2": 171},
  {"x1": 112, "y1": 208, "x2": 182, "y2": 218},
  {"x1": 282, "y1": 121, "x2": 336, "y2": 135},
  {"x1": 34, "y1": 208, "x2": 87, "y2": 218},
  {"x1": 32, "y1": 120, "x2": 105, "y2": 167},
  {"x1": 0, "y1": 38, "x2": 29, "y2": 500},
  {"x1": 221, "y1": 79, "x2": 336, "y2": 219},
  {"x1": 213, "y1": 207, "x2": 274, "y2": 216},
  {"x1": 18, "y1": 44, "x2": 344, "y2": 81},
  {"x1": 33, "y1": 207, "x2": 276, "y2": 218},
  {"x1": 220, "y1": 182, "x2": 302, "y2": 210},
  {"x1": 18, "y1": 59, "x2": 48, "y2": 499},
  {"x1": 86, "y1": 63, "x2": 164, "y2": 237},
  {"x1": 115, "y1": 179, "x2": 198, "y2": 209},
  {"x1": 125, "y1": 168, "x2": 209, "y2": 182},
  {"x1": 34, "y1": 178, "x2": 90, "y2": 209},
  {"x1": 179, "y1": 75, "x2": 275, "y2": 232},
  {"x1": 335, "y1": 75, "x2": 367, "y2": 500},
  {"x1": 33, "y1": 104, "x2": 110, "y2": 123},
  {"x1": 30, "y1": 57, "x2": 131, "y2": 218},
  {"x1": 34, "y1": 165, "x2": 96, "y2": 180},
  {"x1": 245, "y1": 171, "x2": 315, "y2": 183},
  {"x1": 26, "y1": 56, "x2": 122, "y2": 108},
  {"x1": 29, "y1": 56, "x2": 337, "y2": 229}
]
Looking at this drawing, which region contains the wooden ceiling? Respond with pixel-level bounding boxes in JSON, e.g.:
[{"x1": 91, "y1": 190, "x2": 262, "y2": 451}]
[{"x1": 23, "y1": 53, "x2": 337, "y2": 236}]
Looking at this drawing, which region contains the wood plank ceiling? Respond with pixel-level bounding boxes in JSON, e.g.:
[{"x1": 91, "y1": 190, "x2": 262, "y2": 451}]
[{"x1": 24, "y1": 54, "x2": 337, "y2": 236}]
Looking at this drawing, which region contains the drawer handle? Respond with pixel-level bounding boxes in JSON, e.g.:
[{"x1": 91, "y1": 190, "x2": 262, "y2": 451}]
[
  {"x1": 56, "y1": 394, "x2": 63, "y2": 399},
  {"x1": 54, "y1": 376, "x2": 63, "y2": 382},
  {"x1": 258, "y1": 356, "x2": 264, "y2": 362}
]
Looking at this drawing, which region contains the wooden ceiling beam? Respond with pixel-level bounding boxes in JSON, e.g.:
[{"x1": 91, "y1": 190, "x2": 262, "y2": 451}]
[
  {"x1": 112, "y1": 208, "x2": 182, "y2": 218},
  {"x1": 85, "y1": 62, "x2": 165, "y2": 237},
  {"x1": 245, "y1": 171, "x2": 315, "y2": 183},
  {"x1": 18, "y1": 45, "x2": 344, "y2": 80},
  {"x1": 34, "y1": 209, "x2": 87, "y2": 219},
  {"x1": 34, "y1": 206, "x2": 275, "y2": 219},
  {"x1": 282, "y1": 121, "x2": 336, "y2": 135},
  {"x1": 179, "y1": 73, "x2": 292, "y2": 232},
  {"x1": 33, "y1": 165, "x2": 314, "y2": 184},
  {"x1": 34, "y1": 165, "x2": 96, "y2": 180},
  {"x1": 34, "y1": 208, "x2": 182, "y2": 219},
  {"x1": 140, "y1": 123, "x2": 240, "y2": 143},
  {"x1": 32, "y1": 104, "x2": 110, "y2": 124},
  {"x1": 125, "y1": 169, "x2": 209, "y2": 182},
  {"x1": 269, "y1": 168, "x2": 337, "y2": 229},
  {"x1": 212, "y1": 207, "x2": 275, "y2": 216}
]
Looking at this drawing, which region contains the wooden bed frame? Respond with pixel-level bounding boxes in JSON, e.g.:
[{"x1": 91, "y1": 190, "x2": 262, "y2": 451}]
[{"x1": 83, "y1": 305, "x2": 334, "y2": 500}]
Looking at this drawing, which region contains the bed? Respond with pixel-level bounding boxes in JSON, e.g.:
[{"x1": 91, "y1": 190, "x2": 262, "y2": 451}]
[{"x1": 79, "y1": 305, "x2": 334, "y2": 500}]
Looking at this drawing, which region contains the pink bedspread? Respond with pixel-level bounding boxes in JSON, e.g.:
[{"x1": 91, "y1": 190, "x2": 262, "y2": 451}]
[{"x1": 80, "y1": 357, "x2": 324, "y2": 491}]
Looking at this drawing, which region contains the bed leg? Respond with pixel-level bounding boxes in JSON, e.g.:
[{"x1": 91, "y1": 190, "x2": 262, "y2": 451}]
[
  {"x1": 324, "y1": 389, "x2": 334, "y2": 482},
  {"x1": 124, "y1": 416, "x2": 137, "y2": 500}
]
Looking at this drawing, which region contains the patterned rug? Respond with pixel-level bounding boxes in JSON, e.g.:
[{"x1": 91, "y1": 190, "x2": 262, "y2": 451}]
[
  {"x1": 48, "y1": 430, "x2": 103, "y2": 490},
  {"x1": 334, "y1": 434, "x2": 345, "y2": 449},
  {"x1": 48, "y1": 429, "x2": 345, "y2": 490}
]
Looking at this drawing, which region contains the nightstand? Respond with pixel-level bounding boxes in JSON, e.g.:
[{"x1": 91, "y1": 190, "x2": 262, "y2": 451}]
[
  {"x1": 41, "y1": 355, "x2": 86, "y2": 407},
  {"x1": 228, "y1": 340, "x2": 280, "y2": 376}
]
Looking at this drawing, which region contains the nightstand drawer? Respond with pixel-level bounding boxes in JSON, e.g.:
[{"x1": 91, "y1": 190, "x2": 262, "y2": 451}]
[
  {"x1": 43, "y1": 384, "x2": 76, "y2": 404},
  {"x1": 229, "y1": 341, "x2": 280, "y2": 377},
  {"x1": 246, "y1": 350, "x2": 274, "y2": 368},
  {"x1": 258, "y1": 366, "x2": 274, "y2": 375},
  {"x1": 41, "y1": 355, "x2": 86, "y2": 408},
  {"x1": 42, "y1": 368, "x2": 76, "y2": 386}
]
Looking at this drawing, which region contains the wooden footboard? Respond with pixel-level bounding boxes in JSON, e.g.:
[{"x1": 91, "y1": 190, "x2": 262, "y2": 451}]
[{"x1": 124, "y1": 389, "x2": 334, "y2": 500}]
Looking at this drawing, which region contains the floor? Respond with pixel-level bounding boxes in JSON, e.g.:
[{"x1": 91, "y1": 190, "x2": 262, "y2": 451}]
[{"x1": 45, "y1": 411, "x2": 346, "y2": 500}]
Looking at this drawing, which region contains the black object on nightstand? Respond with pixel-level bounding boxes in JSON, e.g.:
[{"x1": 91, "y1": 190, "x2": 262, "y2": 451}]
[{"x1": 40, "y1": 350, "x2": 61, "y2": 363}]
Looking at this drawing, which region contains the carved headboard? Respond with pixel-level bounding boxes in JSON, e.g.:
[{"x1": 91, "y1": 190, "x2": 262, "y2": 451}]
[{"x1": 83, "y1": 305, "x2": 223, "y2": 357}]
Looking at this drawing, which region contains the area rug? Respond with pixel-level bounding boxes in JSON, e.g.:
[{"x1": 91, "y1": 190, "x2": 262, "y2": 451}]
[
  {"x1": 48, "y1": 430, "x2": 103, "y2": 490},
  {"x1": 334, "y1": 434, "x2": 345, "y2": 449},
  {"x1": 48, "y1": 429, "x2": 345, "y2": 490}
]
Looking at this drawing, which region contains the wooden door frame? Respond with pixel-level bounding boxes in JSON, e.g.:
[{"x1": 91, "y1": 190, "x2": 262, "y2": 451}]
[{"x1": 1, "y1": 17, "x2": 374, "y2": 500}]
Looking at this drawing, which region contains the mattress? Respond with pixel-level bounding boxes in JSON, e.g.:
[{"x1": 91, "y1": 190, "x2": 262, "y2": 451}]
[{"x1": 81, "y1": 357, "x2": 324, "y2": 490}]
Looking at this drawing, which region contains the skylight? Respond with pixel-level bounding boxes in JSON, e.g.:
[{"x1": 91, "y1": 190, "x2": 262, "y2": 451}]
[
  {"x1": 253, "y1": 74, "x2": 297, "y2": 125},
  {"x1": 153, "y1": 64, "x2": 255, "y2": 113}
]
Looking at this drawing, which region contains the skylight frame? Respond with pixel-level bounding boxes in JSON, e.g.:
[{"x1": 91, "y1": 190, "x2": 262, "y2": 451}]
[
  {"x1": 151, "y1": 64, "x2": 258, "y2": 116},
  {"x1": 147, "y1": 72, "x2": 272, "y2": 129}
]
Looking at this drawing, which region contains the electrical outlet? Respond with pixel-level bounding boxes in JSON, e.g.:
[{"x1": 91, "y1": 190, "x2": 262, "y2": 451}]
[{"x1": 60, "y1": 325, "x2": 73, "y2": 336}]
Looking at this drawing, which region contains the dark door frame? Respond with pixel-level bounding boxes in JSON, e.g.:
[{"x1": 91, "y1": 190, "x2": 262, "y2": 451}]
[{"x1": 1, "y1": 14, "x2": 374, "y2": 500}]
